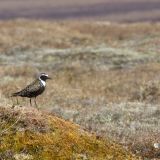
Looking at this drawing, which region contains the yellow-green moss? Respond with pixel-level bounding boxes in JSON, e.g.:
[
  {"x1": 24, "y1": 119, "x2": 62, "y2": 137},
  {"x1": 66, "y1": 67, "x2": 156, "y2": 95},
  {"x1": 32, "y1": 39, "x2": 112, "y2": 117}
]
[{"x1": 0, "y1": 106, "x2": 140, "y2": 160}]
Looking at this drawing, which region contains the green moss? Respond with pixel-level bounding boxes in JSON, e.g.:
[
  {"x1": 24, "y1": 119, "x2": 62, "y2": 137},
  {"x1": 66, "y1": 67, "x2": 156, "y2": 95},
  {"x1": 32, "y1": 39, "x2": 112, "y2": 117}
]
[{"x1": 0, "y1": 107, "x2": 140, "y2": 160}]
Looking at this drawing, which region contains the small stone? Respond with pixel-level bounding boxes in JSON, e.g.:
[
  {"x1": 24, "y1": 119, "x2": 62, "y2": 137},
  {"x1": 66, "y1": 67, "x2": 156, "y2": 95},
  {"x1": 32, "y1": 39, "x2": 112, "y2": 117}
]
[{"x1": 154, "y1": 143, "x2": 160, "y2": 149}]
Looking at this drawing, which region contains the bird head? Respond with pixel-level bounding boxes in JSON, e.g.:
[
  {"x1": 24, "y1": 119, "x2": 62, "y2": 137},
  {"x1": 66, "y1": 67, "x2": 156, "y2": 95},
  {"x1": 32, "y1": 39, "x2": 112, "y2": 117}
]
[{"x1": 39, "y1": 73, "x2": 51, "y2": 81}]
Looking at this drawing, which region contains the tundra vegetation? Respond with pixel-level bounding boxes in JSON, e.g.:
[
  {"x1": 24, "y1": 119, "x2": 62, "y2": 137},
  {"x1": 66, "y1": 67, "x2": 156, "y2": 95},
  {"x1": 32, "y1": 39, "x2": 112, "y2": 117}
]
[{"x1": 0, "y1": 20, "x2": 159, "y2": 159}]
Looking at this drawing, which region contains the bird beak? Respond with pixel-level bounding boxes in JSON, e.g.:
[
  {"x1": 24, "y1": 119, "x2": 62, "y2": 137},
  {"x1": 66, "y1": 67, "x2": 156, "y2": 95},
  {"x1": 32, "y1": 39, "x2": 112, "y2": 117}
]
[{"x1": 47, "y1": 77, "x2": 52, "y2": 79}]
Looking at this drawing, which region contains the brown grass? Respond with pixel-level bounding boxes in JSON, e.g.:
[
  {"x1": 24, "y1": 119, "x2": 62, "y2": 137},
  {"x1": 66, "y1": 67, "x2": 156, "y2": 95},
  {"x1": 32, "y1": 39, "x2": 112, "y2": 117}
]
[{"x1": 0, "y1": 20, "x2": 160, "y2": 159}]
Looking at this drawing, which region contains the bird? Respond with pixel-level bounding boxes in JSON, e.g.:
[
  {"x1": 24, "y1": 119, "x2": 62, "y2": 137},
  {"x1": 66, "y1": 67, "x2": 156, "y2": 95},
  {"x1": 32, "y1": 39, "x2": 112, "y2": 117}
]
[{"x1": 11, "y1": 73, "x2": 51, "y2": 108}]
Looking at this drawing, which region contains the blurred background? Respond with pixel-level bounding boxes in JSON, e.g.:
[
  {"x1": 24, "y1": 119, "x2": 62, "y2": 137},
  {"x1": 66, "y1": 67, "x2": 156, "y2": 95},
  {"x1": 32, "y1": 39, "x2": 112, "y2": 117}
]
[
  {"x1": 0, "y1": 0, "x2": 160, "y2": 159},
  {"x1": 0, "y1": 0, "x2": 160, "y2": 22}
]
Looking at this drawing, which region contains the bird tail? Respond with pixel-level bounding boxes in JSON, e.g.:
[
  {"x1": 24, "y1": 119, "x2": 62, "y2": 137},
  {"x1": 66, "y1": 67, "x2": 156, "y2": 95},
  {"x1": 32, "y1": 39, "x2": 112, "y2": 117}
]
[{"x1": 11, "y1": 92, "x2": 20, "y2": 97}]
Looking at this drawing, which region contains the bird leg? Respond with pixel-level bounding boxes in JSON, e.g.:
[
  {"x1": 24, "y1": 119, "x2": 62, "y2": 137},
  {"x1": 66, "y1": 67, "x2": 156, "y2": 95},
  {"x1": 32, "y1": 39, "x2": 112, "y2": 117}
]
[
  {"x1": 16, "y1": 97, "x2": 19, "y2": 105},
  {"x1": 30, "y1": 98, "x2": 32, "y2": 106},
  {"x1": 34, "y1": 97, "x2": 38, "y2": 109},
  {"x1": 10, "y1": 97, "x2": 15, "y2": 108}
]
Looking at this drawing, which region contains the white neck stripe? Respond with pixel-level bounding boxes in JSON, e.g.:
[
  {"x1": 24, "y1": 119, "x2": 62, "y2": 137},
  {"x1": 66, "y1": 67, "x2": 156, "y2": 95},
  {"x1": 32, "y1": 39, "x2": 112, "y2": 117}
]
[{"x1": 39, "y1": 77, "x2": 46, "y2": 86}]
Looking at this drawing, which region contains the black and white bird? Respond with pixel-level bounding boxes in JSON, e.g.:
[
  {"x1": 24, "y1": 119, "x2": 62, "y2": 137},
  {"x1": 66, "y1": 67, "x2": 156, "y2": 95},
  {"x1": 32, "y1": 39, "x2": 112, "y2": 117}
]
[{"x1": 11, "y1": 73, "x2": 51, "y2": 107}]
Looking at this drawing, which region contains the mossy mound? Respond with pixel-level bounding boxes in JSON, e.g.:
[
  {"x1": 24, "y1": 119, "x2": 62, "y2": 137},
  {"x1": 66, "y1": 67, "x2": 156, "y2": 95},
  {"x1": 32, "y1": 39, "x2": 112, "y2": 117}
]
[{"x1": 0, "y1": 106, "x2": 140, "y2": 160}]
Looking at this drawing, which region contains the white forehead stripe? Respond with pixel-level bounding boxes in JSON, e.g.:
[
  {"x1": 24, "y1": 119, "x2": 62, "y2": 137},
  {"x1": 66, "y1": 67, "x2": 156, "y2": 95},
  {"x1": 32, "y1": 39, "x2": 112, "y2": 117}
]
[{"x1": 41, "y1": 73, "x2": 48, "y2": 77}]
